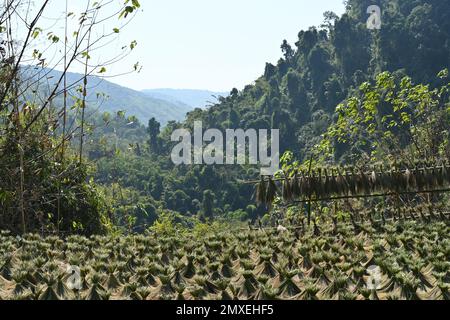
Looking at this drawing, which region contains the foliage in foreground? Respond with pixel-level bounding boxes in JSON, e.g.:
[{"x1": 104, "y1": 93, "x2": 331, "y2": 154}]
[{"x1": 0, "y1": 218, "x2": 448, "y2": 300}]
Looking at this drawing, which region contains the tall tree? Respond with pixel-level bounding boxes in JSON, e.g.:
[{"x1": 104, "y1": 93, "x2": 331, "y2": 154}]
[{"x1": 147, "y1": 117, "x2": 161, "y2": 154}]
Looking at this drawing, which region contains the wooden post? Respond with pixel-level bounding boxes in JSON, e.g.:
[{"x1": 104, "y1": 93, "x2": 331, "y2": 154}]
[{"x1": 307, "y1": 154, "x2": 313, "y2": 226}]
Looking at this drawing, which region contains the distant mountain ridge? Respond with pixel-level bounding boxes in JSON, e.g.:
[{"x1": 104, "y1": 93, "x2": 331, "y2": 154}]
[
  {"x1": 142, "y1": 89, "x2": 228, "y2": 110},
  {"x1": 21, "y1": 67, "x2": 195, "y2": 126}
]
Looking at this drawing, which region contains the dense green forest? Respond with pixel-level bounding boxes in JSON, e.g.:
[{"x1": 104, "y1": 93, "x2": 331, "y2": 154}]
[
  {"x1": 84, "y1": 0, "x2": 450, "y2": 231},
  {"x1": 1, "y1": 0, "x2": 449, "y2": 235},
  {"x1": 0, "y1": 0, "x2": 449, "y2": 303}
]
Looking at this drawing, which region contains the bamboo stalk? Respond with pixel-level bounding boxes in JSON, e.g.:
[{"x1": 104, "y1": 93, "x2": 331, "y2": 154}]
[
  {"x1": 307, "y1": 154, "x2": 313, "y2": 226},
  {"x1": 240, "y1": 211, "x2": 450, "y2": 232},
  {"x1": 290, "y1": 188, "x2": 450, "y2": 204},
  {"x1": 240, "y1": 165, "x2": 450, "y2": 184}
]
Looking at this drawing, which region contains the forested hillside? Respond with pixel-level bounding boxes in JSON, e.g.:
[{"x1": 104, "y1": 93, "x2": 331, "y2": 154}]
[
  {"x1": 182, "y1": 0, "x2": 449, "y2": 160},
  {"x1": 85, "y1": 0, "x2": 450, "y2": 230},
  {"x1": 142, "y1": 89, "x2": 228, "y2": 110},
  {"x1": 1, "y1": 0, "x2": 449, "y2": 235},
  {"x1": 1, "y1": 0, "x2": 449, "y2": 302},
  {"x1": 22, "y1": 68, "x2": 194, "y2": 125}
]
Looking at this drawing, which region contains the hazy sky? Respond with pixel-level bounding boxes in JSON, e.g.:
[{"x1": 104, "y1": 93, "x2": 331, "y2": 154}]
[{"x1": 35, "y1": 0, "x2": 346, "y2": 92}]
